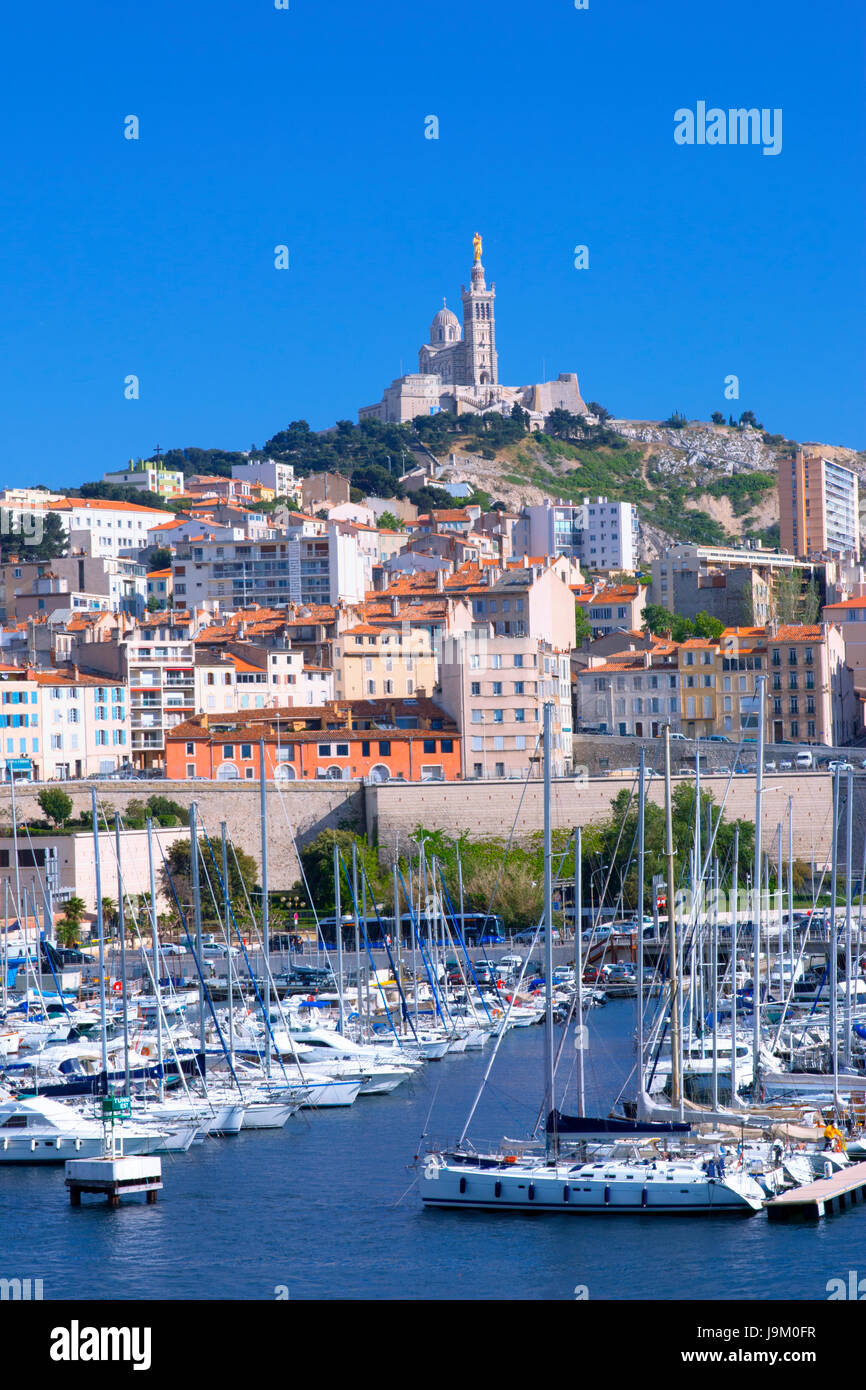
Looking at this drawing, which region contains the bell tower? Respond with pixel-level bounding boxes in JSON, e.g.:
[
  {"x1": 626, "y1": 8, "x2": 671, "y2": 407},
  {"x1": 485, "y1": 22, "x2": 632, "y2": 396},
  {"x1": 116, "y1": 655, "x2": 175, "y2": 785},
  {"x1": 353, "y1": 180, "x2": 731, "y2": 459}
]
[{"x1": 460, "y1": 233, "x2": 497, "y2": 388}]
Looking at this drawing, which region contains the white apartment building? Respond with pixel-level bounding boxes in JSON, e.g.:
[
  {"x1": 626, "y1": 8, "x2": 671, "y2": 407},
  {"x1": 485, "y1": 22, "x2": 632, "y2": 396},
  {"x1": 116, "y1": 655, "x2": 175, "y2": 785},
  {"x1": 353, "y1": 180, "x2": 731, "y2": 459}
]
[
  {"x1": 195, "y1": 647, "x2": 333, "y2": 714},
  {"x1": 513, "y1": 497, "x2": 639, "y2": 572},
  {"x1": 33, "y1": 673, "x2": 131, "y2": 779},
  {"x1": 122, "y1": 613, "x2": 198, "y2": 770},
  {"x1": 437, "y1": 629, "x2": 573, "y2": 779},
  {"x1": 173, "y1": 526, "x2": 370, "y2": 610},
  {"x1": 48, "y1": 498, "x2": 169, "y2": 558},
  {"x1": 575, "y1": 649, "x2": 681, "y2": 737},
  {"x1": 101, "y1": 461, "x2": 185, "y2": 499},
  {"x1": 230, "y1": 458, "x2": 301, "y2": 502}
]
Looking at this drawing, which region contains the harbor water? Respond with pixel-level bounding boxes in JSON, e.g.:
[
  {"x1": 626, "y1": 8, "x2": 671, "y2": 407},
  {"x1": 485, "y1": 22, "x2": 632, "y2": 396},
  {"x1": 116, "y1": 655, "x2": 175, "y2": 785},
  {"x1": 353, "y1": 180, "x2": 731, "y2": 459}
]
[{"x1": 1, "y1": 1000, "x2": 860, "y2": 1300}]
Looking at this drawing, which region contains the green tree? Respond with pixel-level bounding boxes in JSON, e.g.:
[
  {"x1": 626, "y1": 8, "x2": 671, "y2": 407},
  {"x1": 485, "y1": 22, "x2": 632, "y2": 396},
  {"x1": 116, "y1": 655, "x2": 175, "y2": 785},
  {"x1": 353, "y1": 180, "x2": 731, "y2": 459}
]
[
  {"x1": 692, "y1": 611, "x2": 724, "y2": 640},
  {"x1": 710, "y1": 412, "x2": 725, "y2": 425},
  {"x1": 295, "y1": 828, "x2": 388, "y2": 917},
  {"x1": 148, "y1": 546, "x2": 173, "y2": 570},
  {"x1": 378, "y1": 511, "x2": 403, "y2": 531},
  {"x1": 162, "y1": 836, "x2": 259, "y2": 928},
  {"x1": 37, "y1": 787, "x2": 73, "y2": 828},
  {"x1": 574, "y1": 604, "x2": 593, "y2": 645},
  {"x1": 58, "y1": 895, "x2": 86, "y2": 947}
]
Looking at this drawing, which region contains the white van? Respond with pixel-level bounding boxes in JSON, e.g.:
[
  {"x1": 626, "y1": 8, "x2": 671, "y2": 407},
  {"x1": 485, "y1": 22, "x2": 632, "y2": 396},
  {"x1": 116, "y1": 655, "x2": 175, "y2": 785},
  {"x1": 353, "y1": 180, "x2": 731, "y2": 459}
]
[{"x1": 795, "y1": 750, "x2": 814, "y2": 769}]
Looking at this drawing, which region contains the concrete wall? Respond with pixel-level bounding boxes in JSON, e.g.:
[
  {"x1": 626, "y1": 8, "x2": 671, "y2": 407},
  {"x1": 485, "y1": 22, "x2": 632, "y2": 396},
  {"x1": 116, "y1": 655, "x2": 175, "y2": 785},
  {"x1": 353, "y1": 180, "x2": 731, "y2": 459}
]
[
  {"x1": 1, "y1": 782, "x2": 365, "y2": 891},
  {"x1": 366, "y1": 774, "x2": 836, "y2": 863}
]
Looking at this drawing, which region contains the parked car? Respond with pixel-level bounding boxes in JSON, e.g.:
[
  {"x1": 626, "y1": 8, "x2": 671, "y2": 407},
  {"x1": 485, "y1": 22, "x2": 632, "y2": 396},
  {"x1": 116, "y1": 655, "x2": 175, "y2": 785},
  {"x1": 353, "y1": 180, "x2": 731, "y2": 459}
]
[
  {"x1": 828, "y1": 760, "x2": 854, "y2": 773},
  {"x1": 795, "y1": 751, "x2": 814, "y2": 769},
  {"x1": 668, "y1": 732, "x2": 688, "y2": 741},
  {"x1": 779, "y1": 759, "x2": 793, "y2": 770},
  {"x1": 707, "y1": 734, "x2": 732, "y2": 744},
  {"x1": 764, "y1": 760, "x2": 777, "y2": 771},
  {"x1": 498, "y1": 954, "x2": 524, "y2": 972},
  {"x1": 201, "y1": 942, "x2": 240, "y2": 958}
]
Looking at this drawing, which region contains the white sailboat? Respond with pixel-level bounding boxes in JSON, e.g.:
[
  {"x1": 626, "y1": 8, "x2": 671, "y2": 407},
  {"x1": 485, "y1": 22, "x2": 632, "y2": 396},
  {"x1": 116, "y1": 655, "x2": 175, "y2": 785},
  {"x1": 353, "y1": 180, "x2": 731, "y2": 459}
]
[{"x1": 419, "y1": 714, "x2": 766, "y2": 1216}]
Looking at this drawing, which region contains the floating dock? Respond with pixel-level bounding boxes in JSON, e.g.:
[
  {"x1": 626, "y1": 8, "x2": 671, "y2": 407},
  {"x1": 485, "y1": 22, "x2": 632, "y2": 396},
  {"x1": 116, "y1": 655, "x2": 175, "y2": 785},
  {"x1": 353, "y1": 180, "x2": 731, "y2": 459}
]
[
  {"x1": 65, "y1": 1155, "x2": 163, "y2": 1207},
  {"x1": 766, "y1": 1159, "x2": 866, "y2": 1221}
]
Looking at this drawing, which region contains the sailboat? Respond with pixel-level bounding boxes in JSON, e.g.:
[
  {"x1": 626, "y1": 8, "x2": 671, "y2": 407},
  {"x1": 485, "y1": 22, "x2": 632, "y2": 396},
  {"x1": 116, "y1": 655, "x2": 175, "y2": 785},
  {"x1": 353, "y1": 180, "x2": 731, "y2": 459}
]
[{"x1": 418, "y1": 711, "x2": 766, "y2": 1215}]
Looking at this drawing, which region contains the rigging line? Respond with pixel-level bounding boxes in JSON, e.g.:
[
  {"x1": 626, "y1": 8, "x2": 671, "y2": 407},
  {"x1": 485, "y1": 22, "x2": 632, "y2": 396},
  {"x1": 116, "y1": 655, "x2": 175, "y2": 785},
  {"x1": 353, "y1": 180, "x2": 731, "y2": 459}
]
[
  {"x1": 96, "y1": 801, "x2": 198, "y2": 1106},
  {"x1": 154, "y1": 831, "x2": 244, "y2": 1095},
  {"x1": 270, "y1": 773, "x2": 341, "y2": 977},
  {"x1": 396, "y1": 865, "x2": 449, "y2": 1027},
  {"x1": 472, "y1": 728, "x2": 543, "y2": 928},
  {"x1": 354, "y1": 859, "x2": 420, "y2": 1042},
  {"x1": 199, "y1": 823, "x2": 298, "y2": 1086},
  {"x1": 458, "y1": 833, "x2": 575, "y2": 1148},
  {"x1": 336, "y1": 851, "x2": 404, "y2": 1043},
  {"x1": 434, "y1": 864, "x2": 493, "y2": 1022}
]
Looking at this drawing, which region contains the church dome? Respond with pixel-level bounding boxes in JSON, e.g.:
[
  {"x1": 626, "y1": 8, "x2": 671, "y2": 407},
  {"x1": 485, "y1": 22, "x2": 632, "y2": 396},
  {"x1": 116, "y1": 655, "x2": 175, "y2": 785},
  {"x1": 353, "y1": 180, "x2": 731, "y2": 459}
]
[{"x1": 430, "y1": 301, "x2": 461, "y2": 345}]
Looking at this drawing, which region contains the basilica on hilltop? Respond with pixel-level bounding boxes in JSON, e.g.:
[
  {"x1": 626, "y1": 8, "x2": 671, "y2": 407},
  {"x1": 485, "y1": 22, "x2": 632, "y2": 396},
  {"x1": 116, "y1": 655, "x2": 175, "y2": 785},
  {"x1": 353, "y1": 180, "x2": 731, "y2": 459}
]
[{"x1": 358, "y1": 235, "x2": 587, "y2": 428}]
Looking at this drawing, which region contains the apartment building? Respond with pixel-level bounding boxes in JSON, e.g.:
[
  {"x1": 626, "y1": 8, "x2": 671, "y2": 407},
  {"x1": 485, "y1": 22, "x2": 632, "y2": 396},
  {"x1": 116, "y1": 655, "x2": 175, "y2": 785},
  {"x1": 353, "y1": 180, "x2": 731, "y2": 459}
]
[
  {"x1": 101, "y1": 460, "x2": 185, "y2": 499},
  {"x1": 32, "y1": 671, "x2": 130, "y2": 779},
  {"x1": 333, "y1": 621, "x2": 437, "y2": 701},
  {"x1": 194, "y1": 645, "x2": 333, "y2": 714},
  {"x1": 172, "y1": 526, "x2": 370, "y2": 610},
  {"x1": 651, "y1": 542, "x2": 800, "y2": 623},
  {"x1": 512, "y1": 497, "x2": 638, "y2": 572},
  {"x1": 779, "y1": 450, "x2": 860, "y2": 560},
  {"x1": 437, "y1": 630, "x2": 573, "y2": 779},
  {"x1": 575, "y1": 640, "x2": 680, "y2": 738},
  {"x1": 577, "y1": 582, "x2": 647, "y2": 638},
  {"x1": 165, "y1": 698, "x2": 460, "y2": 783},
  {"x1": 765, "y1": 623, "x2": 854, "y2": 746},
  {"x1": 231, "y1": 458, "x2": 301, "y2": 502},
  {"x1": 0, "y1": 665, "x2": 40, "y2": 781},
  {"x1": 1, "y1": 556, "x2": 146, "y2": 622},
  {"x1": 47, "y1": 498, "x2": 168, "y2": 558}
]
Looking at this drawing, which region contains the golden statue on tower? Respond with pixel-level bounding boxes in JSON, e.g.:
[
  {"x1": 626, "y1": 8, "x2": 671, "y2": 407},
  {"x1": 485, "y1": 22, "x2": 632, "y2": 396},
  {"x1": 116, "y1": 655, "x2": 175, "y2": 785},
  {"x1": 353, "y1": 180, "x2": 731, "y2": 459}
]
[{"x1": 472, "y1": 231, "x2": 482, "y2": 263}]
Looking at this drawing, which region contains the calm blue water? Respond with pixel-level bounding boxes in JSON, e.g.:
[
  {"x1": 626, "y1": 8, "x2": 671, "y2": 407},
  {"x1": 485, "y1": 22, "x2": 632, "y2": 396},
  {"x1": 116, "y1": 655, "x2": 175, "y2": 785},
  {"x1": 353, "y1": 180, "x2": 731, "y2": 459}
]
[{"x1": 1, "y1": 1002, "x2": 860, "y2": 1300}]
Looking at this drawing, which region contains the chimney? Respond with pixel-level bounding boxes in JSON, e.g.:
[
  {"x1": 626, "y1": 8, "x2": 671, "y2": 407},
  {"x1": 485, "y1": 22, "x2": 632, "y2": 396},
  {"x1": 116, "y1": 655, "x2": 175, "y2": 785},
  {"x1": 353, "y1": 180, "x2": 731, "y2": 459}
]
[
  {"x1": 390, "y1": 595, "x2": 399, "y2": 616},
  {"x1": 435, "y1": 569, "x2": 444, "y2": 591}
]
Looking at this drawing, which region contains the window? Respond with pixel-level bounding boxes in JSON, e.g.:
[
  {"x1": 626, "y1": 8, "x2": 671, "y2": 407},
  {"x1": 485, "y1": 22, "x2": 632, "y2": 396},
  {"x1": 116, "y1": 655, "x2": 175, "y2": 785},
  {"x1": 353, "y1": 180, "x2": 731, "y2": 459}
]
[
  {"x1": 493, "y1": 710, "x2": 503, "y2": 723},
  {"x1": 335, "y1": 744, "x2": 349, "y2": 757},
  {"x1": 318, "y1": 743, "x2": 331, "y2": 756},
  {"x1": 492, "y1": 682, "x2": 502, "y2": 696},
  {"x1": 241, "y1": 744, "x2": 252, "y2": 759},
  {"x1": 186, "y1": 764, "x2": 196, "y2": 777},
  {"x1": 441, "y1": 738, "x2": 453, "y2": 753},
  {"x1": 513, "y1": 654, "x2": 523, "y2": 668},
  {"x1": 491, "y1": 655, "x2": 502, "y2": 670},
  {"x1": 471, "y1": 709, "x2": 483, "y2": 724},
  {"x1": 223, "y1": 744, "x2": 234, "y2": 758},
  {"x1": 470, "y1": 682, "x2": 481, "y2": 696},
  {"x1": 423, "y1": 739, "x2": 436, "y2": 753},
  {"x1": 514, "y1": 681, "x2": 524, "y2": 695},
  {"x1": 378, "y1": 741, "x2": 391, "y2": 755},
  {"x1": 361, "y1": 740, "x2": 370, "y2": 757}
]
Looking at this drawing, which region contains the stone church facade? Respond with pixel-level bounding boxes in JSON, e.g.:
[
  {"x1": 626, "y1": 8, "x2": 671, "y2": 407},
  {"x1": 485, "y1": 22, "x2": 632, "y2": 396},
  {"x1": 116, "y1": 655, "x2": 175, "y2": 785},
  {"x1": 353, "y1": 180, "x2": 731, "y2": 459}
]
[{"x1": 359, "y1": 237, "x2": 586, "y2": 428}]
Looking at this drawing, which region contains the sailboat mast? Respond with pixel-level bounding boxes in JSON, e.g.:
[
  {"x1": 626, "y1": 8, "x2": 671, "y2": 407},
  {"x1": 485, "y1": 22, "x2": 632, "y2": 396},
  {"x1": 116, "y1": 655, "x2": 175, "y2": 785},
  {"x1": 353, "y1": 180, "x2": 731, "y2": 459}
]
[
  {"x1": 189, "y1": 801, "x2": 206, "y2": 1061},
  {"x1": 845, "y1": 767, "x2": 854, "y2": 1068},
  {"x1": 114, "y1": 812, "x2": 131, "y2": 1098},
  {"x1": 636, "y1": 750, "x2": 645, "y2": 1104},
  {"x1": 829, "y1": 768, "x2": 840, "y2": 1108},
  {"x1": 574, "y1": 823, "x2": 585, "y2": 1115},
  {"x1": 751, "y1": 675, "x2": 766, "y2": 1095},
  {"x1": 259, "y1": 739, "x2": 271, "y2": 1077},
  {"x1": 146, "y1": 816, "x2": 164, "y2": 1102},
  {"x1": 730, "y1": 824, "x2": 739, "y2": 1105},
  {"x1": 333, "y1": 842, "x2": 345, "y2": 1035},
  {"x1": 663, "y1": 726, "x2": 681, "y2": 1114},
  {"x1": 221, "y1": 822, "x2": 234, "y2": 1077},
  {"x1": 91, "y1": 786, "x2": 109, "y2": 1079},
  {"x1": 543, "y1": 702, "x2": 556, "y2": 1154}
]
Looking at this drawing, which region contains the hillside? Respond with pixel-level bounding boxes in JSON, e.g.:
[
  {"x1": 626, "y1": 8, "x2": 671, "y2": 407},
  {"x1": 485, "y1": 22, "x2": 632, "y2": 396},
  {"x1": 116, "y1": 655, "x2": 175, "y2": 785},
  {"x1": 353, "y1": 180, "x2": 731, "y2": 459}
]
[{"x1": 426, "y1": 419, "x2": 866, "y2": 562}]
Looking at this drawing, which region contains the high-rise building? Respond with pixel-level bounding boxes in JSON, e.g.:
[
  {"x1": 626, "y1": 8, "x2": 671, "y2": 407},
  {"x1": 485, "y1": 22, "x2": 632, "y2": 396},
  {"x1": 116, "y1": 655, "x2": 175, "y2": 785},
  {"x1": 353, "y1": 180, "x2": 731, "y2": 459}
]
[{"x1": 779, "y1": 450, "x2": 860, "y2": 559}]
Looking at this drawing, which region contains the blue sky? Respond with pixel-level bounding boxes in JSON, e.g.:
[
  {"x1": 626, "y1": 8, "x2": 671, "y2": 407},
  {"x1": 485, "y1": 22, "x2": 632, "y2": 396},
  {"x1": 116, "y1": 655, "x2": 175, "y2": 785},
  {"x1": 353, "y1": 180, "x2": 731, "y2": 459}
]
[{"x1": 1, "y1": 0, "x2": 863, "y2": 491}]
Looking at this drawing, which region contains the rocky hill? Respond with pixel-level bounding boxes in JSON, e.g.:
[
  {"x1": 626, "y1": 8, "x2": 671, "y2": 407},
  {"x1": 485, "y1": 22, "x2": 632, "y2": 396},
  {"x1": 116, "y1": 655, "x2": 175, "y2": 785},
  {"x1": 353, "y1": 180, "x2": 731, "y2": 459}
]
[{"x1": 428, "y1": 419, "x2": 866, "y2": 563}]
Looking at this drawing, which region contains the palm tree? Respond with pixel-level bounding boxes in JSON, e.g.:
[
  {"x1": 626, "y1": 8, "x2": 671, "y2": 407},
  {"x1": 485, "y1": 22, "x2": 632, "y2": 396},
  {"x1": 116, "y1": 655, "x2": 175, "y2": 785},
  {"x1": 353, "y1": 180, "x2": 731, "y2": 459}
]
[{"x1": 57, "y1": 896, "x2": 86, "y2": 948}]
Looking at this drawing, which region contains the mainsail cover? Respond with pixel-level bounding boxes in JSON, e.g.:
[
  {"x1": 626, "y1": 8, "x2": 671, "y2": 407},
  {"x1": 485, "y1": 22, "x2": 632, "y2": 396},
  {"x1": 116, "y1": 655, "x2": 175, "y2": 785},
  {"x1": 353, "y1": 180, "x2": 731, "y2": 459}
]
[{"x1": 546, "y1": 1108, "x2": 691, "y2": 1136}]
